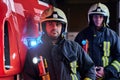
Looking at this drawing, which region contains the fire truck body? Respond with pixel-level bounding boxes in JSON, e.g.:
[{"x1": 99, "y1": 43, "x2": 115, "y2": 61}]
[{"x1": 0, "y1": 0, "x2": 50, "y2": 79}]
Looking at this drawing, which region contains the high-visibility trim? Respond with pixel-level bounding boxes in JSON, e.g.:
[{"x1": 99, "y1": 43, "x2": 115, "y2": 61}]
[
  {"x1": 102, "y1": 56, "x2": 109, "y2": 67},
  {"x1": 103, "y1": 41, "x2": 110, "y2": 56},
  {"x1": 70, "y1": 61, "x2": 78, "y2": 74},
  {"x1": 111, "y1": 60, "x2": 120, "y2": 72},
  {"x1": 84, "y1": 77, "x2": 92, "y2": 80},
  {"x1": 70, "y1": 61, "x2": 78, "y2": 80},
  {"x1": 71, "y1": 74, "x2": 78, "y2": 80},
  {"x1": 102, "y1": 41, "x2": 110, "y2": 67}
]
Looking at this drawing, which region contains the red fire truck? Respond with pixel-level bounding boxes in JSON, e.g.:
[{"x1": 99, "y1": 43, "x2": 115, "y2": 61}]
[{"x1": 0, "y1": 0, "x2": 50, "y2": 80}]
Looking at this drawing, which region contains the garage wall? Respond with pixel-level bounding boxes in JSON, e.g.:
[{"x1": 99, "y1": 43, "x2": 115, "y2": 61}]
[
  {"x1": 57, "y1": 0, "x2": 118, "y2": 34},
  {"x1": 119, "y1": 0, "x2": 120, "y2": 36}
]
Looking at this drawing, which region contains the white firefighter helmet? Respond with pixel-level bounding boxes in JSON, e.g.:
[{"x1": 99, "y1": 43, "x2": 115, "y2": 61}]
[
  {"x1": 40, "y1": 7, "x2": 68, "y2": 35},
  {"x1": 88, "y1": 3, "x2": 110, "y2": 25}
]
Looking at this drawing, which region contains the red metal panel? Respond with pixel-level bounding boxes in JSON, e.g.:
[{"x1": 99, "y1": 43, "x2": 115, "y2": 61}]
[{"x1": 0, "y1": 0, "x2": 50, "y2": 79}]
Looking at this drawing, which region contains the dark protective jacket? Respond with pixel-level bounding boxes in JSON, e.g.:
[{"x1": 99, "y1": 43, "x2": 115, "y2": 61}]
[
  {"x1": 75, "y1": 26, "x2": 120, "y2": 80},
  {"x1": 23, "y1": 35, "x2": 95, "y2": 80}
]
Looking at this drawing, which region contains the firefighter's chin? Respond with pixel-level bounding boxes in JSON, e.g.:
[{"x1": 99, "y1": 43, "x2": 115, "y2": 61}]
[
  {"x1": 51, "y1": 32, "x2": 60, "y2": 39},
  {"x1": 51, "y1": 35, "x2": 59, "y2": 40},
  {"x1": 47, "y1": 33, "x2": 59, "y2": 40}
]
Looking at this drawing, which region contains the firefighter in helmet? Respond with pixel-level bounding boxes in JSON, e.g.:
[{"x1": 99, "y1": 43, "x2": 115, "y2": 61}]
[
  {"x1": 75, "y1": 2, "x2": 120, "y2": 80},
  {"x1": 23, "y1": 7, "x2": 96, "y2": 80}
]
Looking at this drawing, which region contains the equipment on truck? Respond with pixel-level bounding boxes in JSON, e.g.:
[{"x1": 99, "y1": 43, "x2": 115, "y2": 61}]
[{"x1": 33, "y1": 56, "x2": 50, "y2": 80}]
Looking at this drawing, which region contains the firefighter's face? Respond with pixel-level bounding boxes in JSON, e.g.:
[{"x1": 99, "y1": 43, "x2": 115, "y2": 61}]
[
  {"x1": 45, "y1": 21, "x2": 62, "y2": 39},
  {"x1": 93, "y1": 14, "x2": 104, "y2": 29}
]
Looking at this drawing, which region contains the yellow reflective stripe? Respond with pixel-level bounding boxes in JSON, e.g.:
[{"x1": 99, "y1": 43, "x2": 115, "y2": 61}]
[
  {"x1": 71, "y1": 74, "x2": 74, "y2": 80},
  {"x1": 102, "y1": 56, "x2": 109, "y2": 67},
  {"x1": 102, "y1": 57, "x2": 105, "y2": 67},
  {"x1": 111, "y1": 60, "x2": 120, "y2": 72},
  {"x1": 84, "y1": 77, "x2": 92, "y2": 80},
  {"x1": 103, "y1": 41, "x2": 110, "y2": 56},
  {"x1": 102, "y1": 41, "x2": 110, "y2": 67},
  {"x1": 70, "y1": 61, "x2": 78, "y2": 74},
  {"x1": 70, "y1": 61, "x2": 78, "y2": 80},
  {"x1": 71, "y1": 73, "x2": 78, "y2": 80}
]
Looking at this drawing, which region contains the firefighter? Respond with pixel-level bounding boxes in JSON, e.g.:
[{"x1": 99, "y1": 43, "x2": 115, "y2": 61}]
[
  {"x1": 75, "y1": 3, "x2": 120, "y2": 80},
  {"x1": 22, "y1": 7, "x2": 96, "y2": 80}
]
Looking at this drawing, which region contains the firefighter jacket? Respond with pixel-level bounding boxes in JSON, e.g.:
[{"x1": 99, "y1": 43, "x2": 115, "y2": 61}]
[
  {"x1": 23, "y1": 34, "x2": 96, "y2": 80},
  {"x1": 75, "y1": 26, "x2": 120, "y2": 80}
]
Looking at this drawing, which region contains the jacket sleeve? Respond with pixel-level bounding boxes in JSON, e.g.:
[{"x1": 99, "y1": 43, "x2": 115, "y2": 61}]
[
  {"x1": 22, "y1": 50, "x2": 41, "y2": 80},
  {"x1": 104, "y1": 32, "x2": 120, "y2": 78},
  {"x1": 77, "y1": 43, "x2": 96, "y2": 80}
]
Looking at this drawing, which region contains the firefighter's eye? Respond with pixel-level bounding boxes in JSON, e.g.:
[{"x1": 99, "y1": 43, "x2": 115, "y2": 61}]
[
  {"x1": 56, "y1": 22, "x2": 61, "y2": 26},
  {"x1": 47, "y1": 21, "x2": 52, "y2": 25}
]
